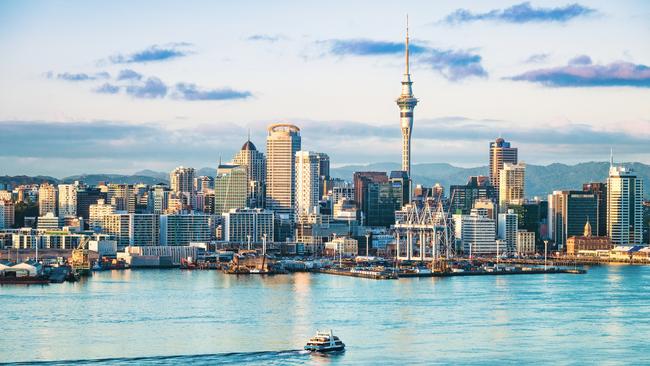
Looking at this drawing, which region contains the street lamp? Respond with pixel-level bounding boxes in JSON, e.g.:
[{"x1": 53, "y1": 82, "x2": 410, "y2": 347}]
[
  {"x1": 543, "y1": 240, "x2": 548, "y2": 271},
  {"x1": 365, "y1": 232, "x2": 371, "y2": 257}
]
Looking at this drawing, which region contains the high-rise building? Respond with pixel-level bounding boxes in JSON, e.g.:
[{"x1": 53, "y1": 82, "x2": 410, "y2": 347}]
[
  {"x1": 147, "y1": 184, "x2": 170, "y2": 214},
  {"x1": 215, "y1": 164, "x2": 248, "y2": 214},
  {"x1": 76, "y1": 187, "x2": 106, "y2": 225},
  {"x1": 57, "y1": 184, "x2": 77, "y2": 217},
  {"x1": 295, "y1": 151, "x2": 320, "y2": 216},
  {"x1": 499, "y1": 163, "x2": 526, "y2": 210},
  {"x1": 38, "y1": 183, "x2": 57, "y2": 216},
  {"x1": 316, "y1": 152, "x2": 330, "y2": 199},
  {"x1": 89, "y1": 199, "x2": 116, "y2": 231},
  {"x1": 395, "y1": 18, "x2": 418, "y2": 181},
  {"x1": 450, "y1": 176, "x2": 497, "y2": 215},
  {"x1": 107, "y1": 184, "x2": 135, "y2": 213},
  {"x1": 548, "y1": 190, "x2": 598, "y2": 250},
  {"x1": 454, "y1": 208, "x2": 497, "y2": 256},
  {"x1": 353, "y1": 171, "x2": 389, "y2": 214},
  {"x1": 170, "y1": 166, "x2": 196, "y2": 209},
  {"x1": 222, "y1": 208, "x2": 274, "y2": 243},
  {"x1": 194, "y1": 176, "x2": 215, "y2": 193},
  {"x1": 365, "y1": 175, "x2": 404, "y2": 227},
  {"x1": 582, "y1": 182, "x2": 607, "y2": 237},
  {"x1": 232, "y1": 138, "x2": 266, "y2": 208},
  {"x1": 102, "y1": 213, "x2": 159, "y2": 249},
  {"x1": 0, "y1": 200, "x2": 15, "y2": 229},
  {"x1": 498, "y1": 209, "x2": 518, "y2": 254},
  {"x1": 265, "y1": 123, "x2": 301, "y2": 221},
  {"x1": 489, "y1": 138, "x2": 518, "y2": 190},
  {"x1": 159, "y1": 214, "x2": 213, "y2": 246},
  {"x1": 607, "y1": 164, "x2": 644, "y2": 245},
  {"x1": 516, "y1": 230, "x2": 536, "y2": 255}
]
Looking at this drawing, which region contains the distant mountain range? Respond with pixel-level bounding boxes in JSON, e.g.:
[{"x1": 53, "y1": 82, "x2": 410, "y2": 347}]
[{"x1": 1, "y1": 162, "x2": 648, "y2": 198}]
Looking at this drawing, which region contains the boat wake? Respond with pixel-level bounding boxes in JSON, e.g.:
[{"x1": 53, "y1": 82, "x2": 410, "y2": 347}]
[{"x1": 6, "y1": 350, "x2": 311, "y2": 366}]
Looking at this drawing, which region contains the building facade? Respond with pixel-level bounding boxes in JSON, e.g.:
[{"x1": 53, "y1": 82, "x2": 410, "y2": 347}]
[
  {"x1": 38, "y1": 183, "x2": 57, "y2": 216},
  {"x1": 295, "y1": 151, "x2": 320, "y2": 216},
  {"x1": 498, "y1": 163, "x2": 526, "y2": 210},
  {"x1": 265, "y1": 123, "x2": 301, "y2": 221},
  {"x1": 489, "y1": 138, "x2": 518, "y2": 190},
  {"x1": 215, "y1": 164, "x2": 248, "y2": 214},
  {"x1": 222, "y1": 208, "x2": 274, "y2": 243},
  {"x1": 607, "y1": 165, "x2": 644, "y2": 245}
]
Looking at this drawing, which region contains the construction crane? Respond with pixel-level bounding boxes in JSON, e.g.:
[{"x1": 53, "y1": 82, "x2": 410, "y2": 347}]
[{"x1": 71, "y1": 237, "x2": 91, "y2": 275}]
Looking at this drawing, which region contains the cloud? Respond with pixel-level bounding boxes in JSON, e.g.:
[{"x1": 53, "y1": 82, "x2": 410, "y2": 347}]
[
  {"x1": 109, "y1": 43, "x2": 191, "y2": 64},
  {"x1": 442, "y1": 2, "x2": 596, "y2": 24},
  {"x1": 508, "y1": 59, "x2": 650, "y2": 87},
  {"x1": 95, "y1": 83, "x2": 120, "y2": 94},
  {"x1": 247, "y1": 34, "x2": 284, "y2": 42},
  {"x1": 524, "y1": 53, "x2": 550, "y2": 63},
  {"x1": 117, "y1": 69, "x2": 143, "y2": 80},
  {"x1": 321, "y1": 39, "x2": 486, "y2": 80},
  {"x1": 125, "y1": 77, "x2": 168, "y2": 98},
  {"x1": 173, "y1": 83, "x2": 252, "y2": 101},
  {"x1": 51, "y1": 71, "x2": 110, "y2": 81},
  {"x1": 568, "y1": 55, "x2": 592, "y2": 65}
]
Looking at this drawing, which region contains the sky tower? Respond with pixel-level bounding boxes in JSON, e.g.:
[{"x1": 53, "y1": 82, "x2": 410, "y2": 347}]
[{"x1": 396, "y1": 16, "x2": 418, "y2": 179}]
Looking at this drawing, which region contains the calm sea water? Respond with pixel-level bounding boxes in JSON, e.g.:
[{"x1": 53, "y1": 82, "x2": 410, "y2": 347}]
[{"x1": 1, "y1": 265, "x2": 650, "y2": 365}]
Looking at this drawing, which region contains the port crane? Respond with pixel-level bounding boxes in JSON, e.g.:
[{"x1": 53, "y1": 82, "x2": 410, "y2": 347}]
[{"x1": 71, "y1": 237, "x2": 91, "y2": 275}]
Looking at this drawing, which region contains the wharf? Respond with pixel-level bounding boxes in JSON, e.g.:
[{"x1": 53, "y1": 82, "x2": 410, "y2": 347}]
[
  {"x1": 317, "y1": 268, "x2": 398, "y2": 280},
  {"x1": 402, "y1": 267, "x2": 586, "y2": 278}
]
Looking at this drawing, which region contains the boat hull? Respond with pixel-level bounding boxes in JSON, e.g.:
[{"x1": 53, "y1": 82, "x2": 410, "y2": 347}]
[{"x1": 304, "y1": 344, "x2": 345, "y2": 353}]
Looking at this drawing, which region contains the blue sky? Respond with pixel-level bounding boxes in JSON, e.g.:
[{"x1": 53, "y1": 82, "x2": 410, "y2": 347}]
[{"x1": 0, "y1": 0, "x2": 648, "y2": 177}]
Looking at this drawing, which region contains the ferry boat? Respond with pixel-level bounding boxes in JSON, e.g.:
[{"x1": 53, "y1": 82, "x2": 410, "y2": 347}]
[{"x1": 304, "y1": 330, "x2": 345, "y2": 352}]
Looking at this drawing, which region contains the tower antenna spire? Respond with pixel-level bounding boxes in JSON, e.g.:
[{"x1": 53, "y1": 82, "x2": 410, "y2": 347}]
[
  {"x1": 610, "y1": 147, "x2": 614, "y2": 167},
  {"x1": 247, "y1": 128, "x2": 251, "y2": 142},
  {"x1": 405, "y1": 14, "x2": 410, "y2": 75}
]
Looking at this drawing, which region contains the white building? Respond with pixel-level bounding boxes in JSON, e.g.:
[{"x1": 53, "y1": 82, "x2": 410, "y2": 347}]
[
  {"x1": 295, "y1": 151, "x2": 320, "y2": 216},
  {"x1": 102, "y1": 213, "x2": 159, "y2": 249},
  {"x1": 516, "y1": 230, "x2": 536, "y2": 255},
  {"x1": 498, "y1": 162, "x2": 526, "y2": 210},
  {"x1": 325, "y1": 237, "x2": 359, "y2": 257},
  {"x1": 265, "y1": 123, "x2": 301, "y2": 221},
  {"x1": 89, "y1": 199, "x2": 115, "y2": 231},
  {"x1": 497, "y1": 209, "x2": 518, "y2": 254},
  {"x1": 58, "y1": 184, "x2": 77, "y2": 217},
  {"x1": 38, "y1": 183, "x2": 57, "y2": 216},
  {"x1": 456, "y1": 208, "x2": 497, "y2": 256},
  {"x1": 215, "y1": 164, "x2": 248, "y2": 214},
  {"x1": 159, "y1": 214, "x2": 213, "y2": 246},
  {"x1": 607, "y1": 164, "x2": 644, "y2": 245},
  {"x1": 37, "y1": 212, "x2": 62, "y2": 230},
  {"x1": 0, "y1": 200, "x2": 14, "y2": 229},
  {"x1": 222, "y1": 208, "x2": 274, "y2": 243}
]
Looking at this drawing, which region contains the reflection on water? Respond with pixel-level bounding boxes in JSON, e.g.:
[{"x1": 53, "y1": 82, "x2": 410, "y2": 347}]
[{"x1": 1, "y1": 266, "x2": 650, "y2": 365}]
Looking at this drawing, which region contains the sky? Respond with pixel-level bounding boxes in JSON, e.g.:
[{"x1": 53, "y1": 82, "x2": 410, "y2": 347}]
[{"x1": 0, "y1": 0, "x2": 649, "y2": 177}]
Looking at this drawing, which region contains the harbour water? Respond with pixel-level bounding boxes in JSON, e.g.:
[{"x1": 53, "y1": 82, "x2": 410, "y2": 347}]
[{"x1": 2, "y1": 265, "x2": 650, "y2": 365}]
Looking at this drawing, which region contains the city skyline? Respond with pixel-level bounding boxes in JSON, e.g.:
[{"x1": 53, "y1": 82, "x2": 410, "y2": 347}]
[{"x1": 1, "y1": 1, "x2": 649, "y2": 176}]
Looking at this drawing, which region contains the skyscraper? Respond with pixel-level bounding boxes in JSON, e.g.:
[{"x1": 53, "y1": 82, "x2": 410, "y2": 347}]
[
  {"x1": 607, "y1": 164, "x2": 644, "y2": 245},
  {"x1": 582, "y1": 182, "x2": 607, "y2": 237},
  {"x1": 232, "y1": 138, "x2": 266, "y2": 208},
  {"x1": 107, "y1": 184, "x2": 135, "y2": 213},
  {"x1": 265, "y1": 123, "x2": 301, "y2": 220},
  {"x1": 295, "y1": 151, "x2": 320, "y2": 216},
  {"x1": 498, "y1": 209, "x2": 518, "y2": 254},
  {"x1": 215, "y1": 164, "x2": 248, "y2": 214},
  {"x1": 395, "y1": 18, "x2": 418, "y2": 180},
  {"x1": 498, "y1": 163, "x2": 526, "y2": 210},
  {"x1": 548, "y1": 190, "x2": 598, "y2": 250},
  {"x1": 38, "y1": 183, "x2": 57, "y2": 217},
  {"x1": 489, "y1": 138, "x2": 518, "y2": 189},
  {"x1": 58, "y1": 184, "x2": 77, "y2": 217},
  {"x1": 169, "y1": 166, "x2": 195, "y2": 209}
]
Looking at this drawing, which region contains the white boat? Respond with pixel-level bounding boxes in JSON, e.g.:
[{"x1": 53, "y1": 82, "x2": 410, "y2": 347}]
[{"x1": 304, "y1": 329, "x2": 345, "y2": 352}]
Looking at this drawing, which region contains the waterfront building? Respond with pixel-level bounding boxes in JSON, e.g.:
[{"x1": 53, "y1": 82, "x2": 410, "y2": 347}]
[
  {"x1": 566, "y1": 221, "x2": 613, "y2": 255},
  {"x1": 548, "y1": 190, "x2": 598, "y2": 251},
  {"x1": 37, "y1": 212, "x2": 63, "y2": 230},
  {"x1": 106, "y1": 184, "x2": 135, "y2": 213},
  {"x1": 325, "y1": 237, "x2": 359, "y2": 257},
  {"x1": 38, "y1": 183, "x2": 57, "y2": 216},
  {"x1": 498, "y1": 209, "x2": 518, "y2": 254},
  {"x1": 353, "y1": 171, "x2": 388, "y2": 212},
  {"x1": 450, "y1": 176, "x2": 496, "y2": 215},
  {"x1": 0, "y1": 200, "x2": 14, "y2": 229},
  {"x1": 516, "y1": 230, "x2": 536, "y2": 255},
  {"x1": 365, "y1": 176, "x2": 404, "y2": 227},
  {"x1": 76, "y1": 187, "x2": 106, "y2": 225},
  {"x1": 509, "y1": 202, "x2": 544, "y2": 250},
  {"x1": 582, "y1": 182, "x2": 607, "y2": 237},
  {"x1": 607, "y1": 164, "x2": 644, "y2": 245},
  {"x1": 395, "y1": 20, "x2": 417, "y2": 183},
  {"x1": 295, "y1": 213, "x2": 358, "y2": 254},
  {"x1": 265, "y1": 123, "x2": 301, "y2": 221},
  {"x1": 89, "y1": 199, "x2": 116, "y2": 231},
  {"x1": 232, "y1": 138, "x2": 266, "y2": 208},
  {"x1": 57, "y1": 184, "x2": 77, "y2": 217},
  {"x1": 390, "y1": 170, "x2": 410, "y2": 206},
  {"x1": 295, "y1": 151, "x2": 321, "y2": 216},
  {"x1": 498, "y1": 163, "x2": 526, "y2": 210},
  {"x1": 222, "y1": 208, "x2": 274, "y2": 244},
  {"x1": 120, "y1": 246, "x2": 199, "y2": 266},
  {"x1": 489, "y1": 138, "x2": 518, "y2": 190},
  {"x1": 159, "y1": 214, "x2": 213, "y2": 246},
  {"x1": 455, "y1": 208, "x2": 497, "y2": 256},
  {"x1": 215, "y1": 164, "x2": 248, "y2": 214},
  {"x1": 473, "y1": 198, "x2": 497, "y2": 221},
  {"x1": 102, "y1": 213, "x2": 159, "y2": 249}
]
